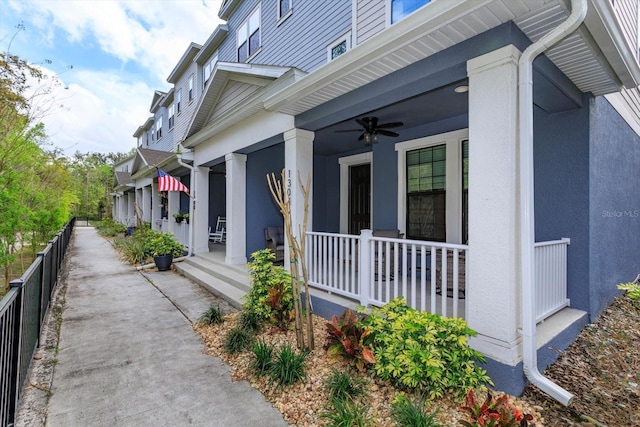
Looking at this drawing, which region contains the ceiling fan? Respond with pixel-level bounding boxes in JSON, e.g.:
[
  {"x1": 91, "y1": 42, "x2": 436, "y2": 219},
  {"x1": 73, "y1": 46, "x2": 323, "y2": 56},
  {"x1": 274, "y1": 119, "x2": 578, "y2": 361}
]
[{"x1": 335, "y1": 116, "x2": 403, "y2": 145}]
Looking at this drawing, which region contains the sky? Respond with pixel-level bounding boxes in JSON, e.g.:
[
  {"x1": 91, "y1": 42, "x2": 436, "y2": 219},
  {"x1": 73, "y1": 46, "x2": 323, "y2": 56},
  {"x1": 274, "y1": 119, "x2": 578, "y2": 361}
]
[{"x1": 0, "y1": 0, "x2": 225, "y2": 156}]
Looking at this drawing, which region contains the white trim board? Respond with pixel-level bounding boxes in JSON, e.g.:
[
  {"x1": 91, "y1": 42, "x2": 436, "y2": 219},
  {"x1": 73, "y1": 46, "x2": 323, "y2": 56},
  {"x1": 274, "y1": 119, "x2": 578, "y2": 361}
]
[{"x1": 339, "y1": 152, "x2": 373, "y2": 234}]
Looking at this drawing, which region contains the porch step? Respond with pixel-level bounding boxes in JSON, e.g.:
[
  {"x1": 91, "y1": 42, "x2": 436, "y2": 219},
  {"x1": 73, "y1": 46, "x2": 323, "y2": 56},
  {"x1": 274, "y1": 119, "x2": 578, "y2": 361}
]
[{"x1": 173, "y1": 255, "x2": 251, "y2": 309}]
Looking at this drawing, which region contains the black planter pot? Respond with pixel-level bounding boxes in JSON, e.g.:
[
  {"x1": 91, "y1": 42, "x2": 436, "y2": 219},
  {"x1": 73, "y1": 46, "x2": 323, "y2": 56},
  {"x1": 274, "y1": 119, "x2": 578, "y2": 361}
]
[
  {"x1": 154, "y1": 255, "x2": 173, "y2": 271},
  {"x1": 175, "y1": 217, "x2": 183, "y2": 223}
]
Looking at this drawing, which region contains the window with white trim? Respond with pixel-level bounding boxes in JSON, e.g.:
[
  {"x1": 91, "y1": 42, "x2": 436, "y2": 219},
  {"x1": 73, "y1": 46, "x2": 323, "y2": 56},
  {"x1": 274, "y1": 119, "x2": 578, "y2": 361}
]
[
  {"x1": 188, "y1": 74, "x2": 194, "y2": 102},
  {"x1": 156, "y1": 116, "x2": 163, "y2": 140},
  {"x1": 327, "y1": 31, "x2": 351, "y2": 61},
  {"x1": 176, "y1": 89, "x2": 182, "y2": 113},
  {"x1": 277, "y1": 0, "x2": 292, "y2": 21},
  {"x1": 203, "y1": 54, "x2": 218, "y2": 88},
  {"x1": 238, "y1": 5, "x2": 261, "y2": 62},
  {"x1": 168, "y1": 104, "x2": 175, "y2": 129},
  {"x1": 390, "y1": 0, "x2": 431, "y2": 24}
]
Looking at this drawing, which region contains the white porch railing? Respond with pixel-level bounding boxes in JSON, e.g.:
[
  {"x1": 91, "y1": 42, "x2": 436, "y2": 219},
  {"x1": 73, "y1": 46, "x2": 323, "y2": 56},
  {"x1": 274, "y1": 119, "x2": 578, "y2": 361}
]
[
  {"x1": 173, "y1": 221, "x2": 189, "y2": 248},
  {"x1": 305, "y1": 230, "x2": 468, "y2": 318},
  {"x1": 534, "y1": 238, "x2": 571, "y2": 322},
  {"x1": 306, "y1": 231, "x2": 570, "y2": 321}
]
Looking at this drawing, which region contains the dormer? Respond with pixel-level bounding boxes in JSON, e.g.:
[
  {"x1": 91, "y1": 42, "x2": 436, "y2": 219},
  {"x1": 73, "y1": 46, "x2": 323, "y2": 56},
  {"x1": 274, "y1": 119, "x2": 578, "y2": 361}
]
[
  {"x1": 194, "y1": 25, "x2": 228, "y2": 91},
  {"x1": 133, "y1": 117, "x2": 155, "y2": 148}
]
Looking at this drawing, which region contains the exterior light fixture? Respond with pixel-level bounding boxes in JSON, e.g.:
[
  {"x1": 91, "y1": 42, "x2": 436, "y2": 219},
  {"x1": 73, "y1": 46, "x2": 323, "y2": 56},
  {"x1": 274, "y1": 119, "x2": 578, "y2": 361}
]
[{"x1": 454, "y1": 85, "x2": 469, "y2": 93}]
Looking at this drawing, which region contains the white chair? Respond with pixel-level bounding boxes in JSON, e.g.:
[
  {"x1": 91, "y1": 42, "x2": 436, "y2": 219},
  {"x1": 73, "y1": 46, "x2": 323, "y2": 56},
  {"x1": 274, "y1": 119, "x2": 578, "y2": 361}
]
[{"x1": 209, "y1": 216, "x2": 226, "y2": 243}]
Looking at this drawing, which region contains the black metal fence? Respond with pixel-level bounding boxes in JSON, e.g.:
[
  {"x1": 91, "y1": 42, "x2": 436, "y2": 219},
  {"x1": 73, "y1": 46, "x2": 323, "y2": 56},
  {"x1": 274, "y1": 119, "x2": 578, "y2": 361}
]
[{"x1": 0, "y1": 217, "x2": 76, "y2": 427}]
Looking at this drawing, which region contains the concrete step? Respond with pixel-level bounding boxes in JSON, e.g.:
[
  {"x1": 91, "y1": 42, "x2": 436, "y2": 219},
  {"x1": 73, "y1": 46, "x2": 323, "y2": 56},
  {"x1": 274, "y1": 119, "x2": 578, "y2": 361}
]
[
  {"x1": 173, "y1": 260, "x2": 248, "y2": 310},
  {"x1": 185, "y1": 255, "x2": 250, "y2": 291}
]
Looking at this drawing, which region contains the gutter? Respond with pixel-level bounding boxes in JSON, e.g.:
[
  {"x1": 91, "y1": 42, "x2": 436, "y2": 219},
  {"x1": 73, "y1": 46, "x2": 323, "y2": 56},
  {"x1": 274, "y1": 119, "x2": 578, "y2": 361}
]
[
  {"x1": 176, "y1": 148, "x2": 195, "y2": 257},
  {"x1": 519, "y1": 0, "x2": 587, "y2": 407}
]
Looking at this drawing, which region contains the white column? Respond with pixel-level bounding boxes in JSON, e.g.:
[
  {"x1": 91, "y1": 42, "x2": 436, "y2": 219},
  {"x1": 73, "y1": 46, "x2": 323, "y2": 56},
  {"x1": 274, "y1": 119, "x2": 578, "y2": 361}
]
[
  {"x1": 284, "y1": 128, "x2": 314, "y2": 267},
  {"x1": 193, "y1": 166, "x2": 210, "y2": 254},
  {"x1": 225, "y1": 153, "x2": 247, "y2": 265},
  {"x1": 466, "y1": 45, "x2": 522, "y2": 364},
  {"x1": 142, "y1": 186, "x2": 152, "y2": 223},
  {"x1": 127, "y1": 193, "x2": 135, "y2": 226},
  {"x1": 151, "y1": 182, "x2": 162, "y2": 230}
]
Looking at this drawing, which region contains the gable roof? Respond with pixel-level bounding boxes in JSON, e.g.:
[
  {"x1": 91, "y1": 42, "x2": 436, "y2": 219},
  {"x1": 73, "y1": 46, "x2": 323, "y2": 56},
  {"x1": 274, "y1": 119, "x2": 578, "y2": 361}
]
[
  {"x1": 150, "y1": 90, "x2": 167, "y2": 113},
  {"x1": 131, "y1": 147, "x2": 175, "y2": 177},
  {"x1": 115, "y1": 171, "x2": 132, "y2": 186},
  {"x1": 167, "y1": 43, "x2": 202, "y2": 84},
  {"x1": 182, "y1": 62, "x2": 294, "y2": 142}
]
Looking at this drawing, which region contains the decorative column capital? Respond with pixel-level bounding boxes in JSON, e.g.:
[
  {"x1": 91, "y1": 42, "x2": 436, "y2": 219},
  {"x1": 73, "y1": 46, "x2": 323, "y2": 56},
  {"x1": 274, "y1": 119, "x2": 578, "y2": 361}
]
[
  {"x1": 284, "y1": 128, "x2": 315, "y2": 143},
  {"x1": 467, "y1": 44, "x2": 522, "y2": 76}
]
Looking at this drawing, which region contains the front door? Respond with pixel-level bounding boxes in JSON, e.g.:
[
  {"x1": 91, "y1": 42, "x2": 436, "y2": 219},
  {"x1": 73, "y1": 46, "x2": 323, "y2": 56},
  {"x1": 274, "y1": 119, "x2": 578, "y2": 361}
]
[{"x1": 349, "y1": 163, "x2": 371, "y2": 234}]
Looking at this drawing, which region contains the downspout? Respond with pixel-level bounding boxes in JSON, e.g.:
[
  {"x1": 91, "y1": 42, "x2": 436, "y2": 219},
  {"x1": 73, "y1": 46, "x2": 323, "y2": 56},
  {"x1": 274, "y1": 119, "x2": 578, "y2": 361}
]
[
  {"x1": 519, "y1": 0, "x2": 587, "y2": 406},
  {"x1": 177, "y1": 146, "x2": 195, "y2": 257}
]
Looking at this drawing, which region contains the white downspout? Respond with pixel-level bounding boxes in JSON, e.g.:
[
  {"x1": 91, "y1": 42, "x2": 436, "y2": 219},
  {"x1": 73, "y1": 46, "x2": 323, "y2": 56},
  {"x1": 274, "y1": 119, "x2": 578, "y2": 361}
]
[
  {"x1": 519, "y1": 0, "x2": 587, "y2": 406},
  {"x1": 177, "y1": 147, "x2": 195, "y2": 257}
]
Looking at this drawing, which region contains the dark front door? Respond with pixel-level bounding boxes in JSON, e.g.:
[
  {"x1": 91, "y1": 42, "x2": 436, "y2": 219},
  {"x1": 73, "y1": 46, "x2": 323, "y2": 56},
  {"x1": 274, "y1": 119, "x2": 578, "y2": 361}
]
[{"x1": 349, "y1": 163, "x2": 371, "y2": 235}]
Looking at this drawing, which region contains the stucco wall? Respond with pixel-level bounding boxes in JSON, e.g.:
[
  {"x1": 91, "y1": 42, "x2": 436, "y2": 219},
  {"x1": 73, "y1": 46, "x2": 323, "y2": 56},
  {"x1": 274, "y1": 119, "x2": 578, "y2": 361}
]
[
  {"x1": 588, "y1": 96, "x2": 640, "y2": 318},
  {"x1": 245, "y1": 144, "x2": 284, "y2": 258}
]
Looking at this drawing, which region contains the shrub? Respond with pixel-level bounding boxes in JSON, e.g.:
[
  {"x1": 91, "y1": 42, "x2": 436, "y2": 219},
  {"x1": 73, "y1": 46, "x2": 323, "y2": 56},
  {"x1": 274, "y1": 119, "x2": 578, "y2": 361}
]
[
  {"x1": 360, "y1": 298, "x2": 492, "y2": 398},
  {"x1": 320, "y1": 396, "x2": 373, "y2": 427},
  {"x1": 243, "y1": 249, "x2": 294, "y2": 329},
  {"x1": 95, "y1": 218, "x2": 127, "y2": 237},
  {"x1": 391, "y1": 394, "x2": 442, "y2": 427},
  {"x1": 113, "y1": 236, "x2": 147, "y2": 264},
  {"x1": 618, "y1": 281, "x2": 640, "y2": 304},
  {"x1": 325, "y1": 309, "x2": 375, "y2": 371},
  {"x1": 144, "y1": 231, "x2": 184, "y2": 257},
  {"x1": 269, "y1": 343, "x2": 308, "y2": 387},
  {"x1": 251, "y1": 339, "x2": 273, "y2": 376},
  {"x1": 459, "y1": 389, "x2": 533, "y2": 427},
  {"x1": 198, "y1": 305, "x2": 224, "y2": 325},
  {"x1": 223, "y1": 327, "x2": 253, "y2": 353},
  {"x1": 324, "y1": 368, "x2": 367, "y2": 402},
  {"x1": 239, "y1": 310, "x2": 262, "y2": 333}
]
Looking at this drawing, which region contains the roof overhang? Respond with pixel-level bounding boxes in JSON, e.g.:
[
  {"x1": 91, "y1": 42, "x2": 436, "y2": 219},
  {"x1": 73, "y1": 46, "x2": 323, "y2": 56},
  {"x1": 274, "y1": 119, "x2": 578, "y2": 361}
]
[
  {"x1": 218, "y1": 0, "x2": 241, "y2": 20},
  {"x1": 194, "y1": 25, "x2": 229, "y2": 64},
  {"x1": 263, "y1": 0, "x2": 639, "y2": 117},
  {"x1": 167, "y1": 42, "x2": 202, "y2": 84},
  {"x1": 182, "y1": 62, "x2": 304, "y2": 146},
  {"x1": 130, "y1": 147, "x2": 176, "y2": 179}
]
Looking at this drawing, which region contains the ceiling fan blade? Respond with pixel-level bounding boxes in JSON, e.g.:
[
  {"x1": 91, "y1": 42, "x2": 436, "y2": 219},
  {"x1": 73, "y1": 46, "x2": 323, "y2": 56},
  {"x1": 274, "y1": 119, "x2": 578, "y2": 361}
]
[
  {"x1": 377, "y1": 121, "x2": 403, "y2": 129},
  {"x1": 335, "y1": 129, "x2": 364, "y2": 133},
  {"x1": 377, "y1": 129, "x2": 399, "y2": 137},
  {"x1": 355, "y1": 118, "x2": 369, "y2": 129},
  {"x1": 358, "y1": 133, "x2": 365, "y2": 141}
]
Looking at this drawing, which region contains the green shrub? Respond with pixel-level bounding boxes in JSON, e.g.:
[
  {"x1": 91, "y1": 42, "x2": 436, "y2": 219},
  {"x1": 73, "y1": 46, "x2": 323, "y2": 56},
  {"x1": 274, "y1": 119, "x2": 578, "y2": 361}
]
[
  {"x1": 113, "y1": 236, "x2": 147, "y2": 264},
  {"x1": 239, "y1": 310, "x2": 262, "y2": 333},
  {"x1": 144, "y1": 231, "x2": 184, "y2": 257},
  {"x1": 324, "y1": 368, "x2": 367, "y2": 402},
  {"x1": 95, "y1": 218, "x2": 127, "y2": 237},
  {"x1": 269, "y1": 343, "x2": 308, "y2": 387},
  {"x1": 251, "y1": 339, "x2": 273, "y2": 376},
  {"x1": 618, "y1": 281, "x2": 640, "y2": 302},
  {"x1": 459, "y1": 389, "x2": 533, "y2": 427},
  {"x1": 325, "y1": 309, "x2": 375, "y2": 372},
  {"x1": 320, "y1": 396, "x2": 373, "y2": 427},
  {"x1": 360, "y1": 298, "x2": 492, "y2": 398},
  {"x1": 243, "y1": 250, "x2": 294, "y2": 330},
  {"x1": 391, "y1": 394, "x2": 441, "y2": 427},
  {"x1": 198, "y1": 305, "x2": 224, "y2": 325},
  {"x1": 224, "y1": 327, "x2": 253, "y2": 353}
]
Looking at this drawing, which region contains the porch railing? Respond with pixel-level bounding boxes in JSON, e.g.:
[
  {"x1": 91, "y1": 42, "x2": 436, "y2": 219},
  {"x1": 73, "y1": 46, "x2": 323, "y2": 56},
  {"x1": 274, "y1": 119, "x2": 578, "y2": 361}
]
[
  {"x1": 0, "y1": 217, "x2": 75, "y2": 427},
  {"x1": 534, "y1": 238, "x2": 571, "y2": 322},
  {"x1": 305, "y1": 230, "x2": 468, "y2": 318},
  {"x1": 306, "y1": 230, "x2": 570, "y2": 323}
]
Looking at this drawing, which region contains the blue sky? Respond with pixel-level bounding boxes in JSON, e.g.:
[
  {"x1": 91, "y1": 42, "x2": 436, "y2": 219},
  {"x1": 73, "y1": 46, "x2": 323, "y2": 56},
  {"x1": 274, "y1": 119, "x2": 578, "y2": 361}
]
[{"x1": 0, "y1": 0, "x2": 224, "y2": 156}]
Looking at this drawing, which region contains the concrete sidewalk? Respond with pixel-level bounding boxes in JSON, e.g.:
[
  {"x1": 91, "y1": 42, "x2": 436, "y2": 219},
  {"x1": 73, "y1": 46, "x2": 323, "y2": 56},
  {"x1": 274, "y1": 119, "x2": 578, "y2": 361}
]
[{"x1": 42, "y1": 227, "x2": 286, "y2": 426}]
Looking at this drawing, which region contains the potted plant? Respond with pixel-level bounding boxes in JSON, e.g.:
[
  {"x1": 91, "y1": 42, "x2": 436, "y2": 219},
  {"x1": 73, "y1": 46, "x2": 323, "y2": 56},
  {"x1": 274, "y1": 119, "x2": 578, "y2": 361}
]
[
  {"x1": 183, "y1": 213, "x2": 189, "y2": 224},
  {"x1": 173, "y1": 213, "x2": 184, "y2": 223},
  {"x1": 145, "y1": 232, "x2": 184, "y2": 271}
]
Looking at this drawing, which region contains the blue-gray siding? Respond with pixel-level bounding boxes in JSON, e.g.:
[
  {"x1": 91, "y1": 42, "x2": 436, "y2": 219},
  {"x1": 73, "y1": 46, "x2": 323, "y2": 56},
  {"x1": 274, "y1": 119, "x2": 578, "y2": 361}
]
[{"x1": 218, "y1": 0, "x2": 352, "y2": 72}]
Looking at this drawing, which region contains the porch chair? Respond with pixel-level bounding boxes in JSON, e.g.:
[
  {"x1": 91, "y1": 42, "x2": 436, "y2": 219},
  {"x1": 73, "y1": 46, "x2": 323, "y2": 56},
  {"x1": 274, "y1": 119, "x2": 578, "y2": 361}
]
[
  {"x1": 209, "y1": 216, "x2": 226, "y2": 243},
  {"x1": 264, "y1": 226, "x2": 285, "y2": 264}
]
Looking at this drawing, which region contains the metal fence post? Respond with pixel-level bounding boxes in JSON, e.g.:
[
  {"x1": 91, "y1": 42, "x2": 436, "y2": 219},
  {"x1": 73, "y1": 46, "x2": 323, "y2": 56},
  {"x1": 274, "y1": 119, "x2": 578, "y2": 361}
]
[{"x1": 8, "y1": 279, "x2": 25, "y2": 426}]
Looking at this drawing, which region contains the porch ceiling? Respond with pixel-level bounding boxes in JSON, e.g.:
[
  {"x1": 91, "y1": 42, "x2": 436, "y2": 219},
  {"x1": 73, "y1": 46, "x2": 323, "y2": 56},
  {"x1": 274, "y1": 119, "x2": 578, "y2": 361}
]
[{"x1": 264, "y1": 0, "x2": 634, "y2": 125}]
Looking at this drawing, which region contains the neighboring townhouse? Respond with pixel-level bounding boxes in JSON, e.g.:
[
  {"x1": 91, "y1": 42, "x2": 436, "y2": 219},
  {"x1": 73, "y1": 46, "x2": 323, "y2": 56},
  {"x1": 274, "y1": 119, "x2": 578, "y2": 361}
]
[
  {"x1": 112, "y1": 155, "x2": 135, "y2": 226},
  {"x1": 115, "y1": 0, "x2": 640, "y2": 398}
]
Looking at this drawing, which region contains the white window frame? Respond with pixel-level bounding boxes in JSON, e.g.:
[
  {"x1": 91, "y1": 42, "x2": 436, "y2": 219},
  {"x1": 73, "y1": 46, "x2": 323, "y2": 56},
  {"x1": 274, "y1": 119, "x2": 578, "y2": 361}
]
[
  {"x1": 168, "y1": 104, "x2": 175, "y2": 129},
  {"x1": 188, "y1": 74, "x2": 194, "y2": 102},
  {"x1": 203, "y1": 54, "x2": 218, "y2": 89},
  {"x1": 327, "y1": 31, "x2": 351, "y2": 62},
  {"x1": 156, "y1": 116, "x2": 163, "y2": 140},
  {"x1": 385, "y1": 0, "x2": 432, "y2": 27},
  {"x1": 277, "y1": 0, "x2": 292, "y2": 24},
  {"x1": 176, "y1": 89, "x2": 182, "y2": 113},
  {"x1": 237, "y1": 4, "x2": 261, "y2": 62},
  {"x1": 338, "y1": 152, "x2": 373, "y2": 234},
  {"x1": 395, "y1": 128, "x2": 468, "y2": 244}
]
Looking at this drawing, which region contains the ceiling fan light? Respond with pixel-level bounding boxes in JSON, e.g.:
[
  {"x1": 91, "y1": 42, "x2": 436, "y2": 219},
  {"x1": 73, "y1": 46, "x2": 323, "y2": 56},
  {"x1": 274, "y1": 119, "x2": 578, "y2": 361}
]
[
  {"x1": 372, "y1": 132, "x2": 378, "y2": 144},
  {"x1": 364, "y1": 132, "x2": 371, "y2": 145}
]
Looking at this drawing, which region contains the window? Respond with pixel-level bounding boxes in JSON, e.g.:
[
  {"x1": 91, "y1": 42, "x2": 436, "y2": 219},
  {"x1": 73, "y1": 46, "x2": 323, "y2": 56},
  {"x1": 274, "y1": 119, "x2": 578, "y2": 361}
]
[
  {"x1": 168, "y1": 104, "x2": 175, "y2": 129},
  {"x1": 203, "y1": 54, "x2": 218, "y2": 88},
  {"x1": 327, "y1": 31, "x2": 351, "y2": 61},
  {"x1": 277, "y1": 0, "x2": 292, "y2": 20},
  {"x1": 391, "y1": 0, "x2": 430, "y2": 24},
  {"x1": 461, "y1": 139, "x2": 469, "y2": 243},
  {"x1": 406, "y1": 145, "x2": 446, "y2": 241},
  {"x1": 156, "y1": 116, "x2": 163, "y2": 140},
  {"x1": 176, "y1": 90, "x2": 182, "y2": 113},
  {"x1": 188, "y1": 74, "x2": 194, "y2": 102},
  {"x1": 238, "y1": 6, "x2": 261, "y2": 62}
]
